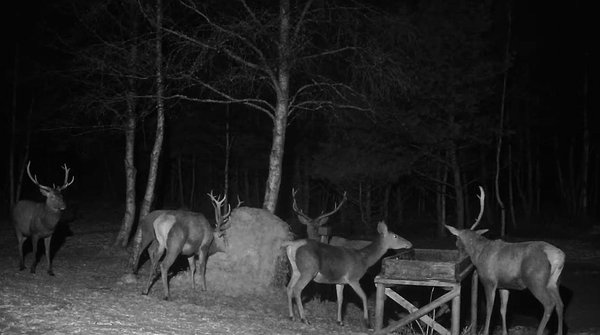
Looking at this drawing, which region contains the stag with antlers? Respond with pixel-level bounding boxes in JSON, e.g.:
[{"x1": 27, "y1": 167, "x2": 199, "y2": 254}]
[{"x1": 12, "y1": 161, "x2": 74, "y2": 275}]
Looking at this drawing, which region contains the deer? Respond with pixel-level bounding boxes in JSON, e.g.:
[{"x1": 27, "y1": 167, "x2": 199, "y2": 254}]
[
  {"x1": 139, "y1": 192, "x2": 232, "y2": 300},
  {"x1": 12, "y1": 161, "x2": 74, "y2": 276},
  {"x1": 445, "y1": 187, "x2": 565, "y2": 335},
  {"x1": 292, "y1": 188, "x2": 371, "y2": 249},
  {"x1": 284, "y1": 221, "x2": 412, "y2": 328}
]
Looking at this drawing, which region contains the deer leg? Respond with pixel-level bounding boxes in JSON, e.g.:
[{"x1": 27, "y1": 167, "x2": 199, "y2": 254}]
[
  {"x1": 482, "y1": 282, "x2": 497, "y2": 335},
  {"x1": 43, "y1": 236, "x2": 54, "y2": 276},
  {"x1": 159, "y1": 248, "x2": 180, "y2": 301},
  {"x1": 15, "y1": 231, "x2": 26, "y2": 271},
  {"x1": 198, "y1": 247, "x2": 208, "y2": 291},
  {"x1": 335, "y1": 284, "x2": 345, "y2": 326},
  {"x1": 30, "y1": 235, "x2": 40, "y2": 274},
  {"x1": 528, "y1": 285, "x2": 554, "y2": 335},
  {"x1": 549, "y1": 285, "x2": 563, "y2": 335},
  {"x1": 187, "y1": 256, "x2": 196, "y2": 291},
  {"x1": 143, "y1": 243, "x2": 165, "y2": 295},
  {"x1": 286, "y1": 270, "x2": 301, "y2": 321},
  {"x1": 348, "y1": 281, "x2": 371, "y2": 329},
  {"x1": 499, "y1": 289, "x2": 509, "y2": 335},
  {"x1": 293, "y1": 274, "x2": 315, "y2": 325}
]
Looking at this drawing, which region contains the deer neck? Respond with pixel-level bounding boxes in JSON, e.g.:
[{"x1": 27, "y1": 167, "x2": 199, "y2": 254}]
[
  {"x1": 358, "y1": 238, "x2": 387, "y2": 267},
  {"x1": 462, "y1": 234, "x2": 493, "y2": 265}
]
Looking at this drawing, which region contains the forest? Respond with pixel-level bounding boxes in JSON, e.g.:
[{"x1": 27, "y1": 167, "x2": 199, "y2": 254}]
[{"x1": 1, "y1": 0, "x2": 596, "y2": 246}]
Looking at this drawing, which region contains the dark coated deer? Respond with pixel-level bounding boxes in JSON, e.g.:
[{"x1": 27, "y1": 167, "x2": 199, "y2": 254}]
[
  {"x1": 284, "y1": 221, "x2": 412, "y2": 328},
  {"x1": 445, "y1": 187, "x2": 564, "y2": 335},
  {"x1": 292, "y1": 188, "x2": 371, "y2": 249},
  {"x1": 12, "y1": 161, "x2": 74, "y2": 276},
  {"x1": 140, "y1": 192, "x2": 232, "y2": 300}
]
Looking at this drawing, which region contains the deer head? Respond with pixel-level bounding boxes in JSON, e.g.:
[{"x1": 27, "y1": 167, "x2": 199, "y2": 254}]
[
  {"x1": 207, "y1": 191, "x2": 232, "y2": 247},
  {"x1": 26, "y1": 161, "x2": 74, "y2": 212},
  {"x1": 292, "y1": 188, "x2": 346, "y2": 240}
]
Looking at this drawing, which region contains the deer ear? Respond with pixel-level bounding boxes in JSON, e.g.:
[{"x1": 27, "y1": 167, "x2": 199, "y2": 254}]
[
  {"x1": 445, "y1": 225, "x2": 459, "y2": 236},
  {"x1": 475, "y1": 229, "x2": 489, "y2": 235},
  {"x1": 315, "y1": 217, "x2": 330, "y2": 226},
  {"x1": 297, "y1": 216, "x2": 311, "y2": 226},
  {"x1": 39, "y1": 188, "x2": 50, "y2": 197},
  {"x1": 377, "y1": 221, "x2": 388, "y2": 234}
]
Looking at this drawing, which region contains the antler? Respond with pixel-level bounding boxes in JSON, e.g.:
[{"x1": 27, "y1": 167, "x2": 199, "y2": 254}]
[
  {"x1": 207, "y1": 191, "x2": 231, "y2": 232},
  {"x1": 470, "y1": 186, "x2": 485, "y2": 230},
  {"x1": 56, "y1": 164, "x2": 75, "y2": 191},
  {"x1": 26, "y1": 161, "x2": 52, "y2": 191},
  {"x1": 291, "y1": 188, "x2": 312, "y2": 221},
  {"x1": 313, "y1": 191, "x2": 347, "y2": 224}
]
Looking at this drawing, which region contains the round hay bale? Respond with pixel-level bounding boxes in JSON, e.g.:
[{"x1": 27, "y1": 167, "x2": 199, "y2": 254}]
[{"x1": 205, "y1": 206, "x2": 291, "y2": 295}]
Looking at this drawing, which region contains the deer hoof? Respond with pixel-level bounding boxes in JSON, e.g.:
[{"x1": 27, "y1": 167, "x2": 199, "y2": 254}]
[
  {"x1": 163, "y1": 296, "x2": 169, "y2": 301},
  {"x1": 337, "y1": 321, "x2": 344, "y2": 326},
  {"x1": 364, "y1": 319, "x2": 372, "y2": 330},
  {"x1": 30, "y1": 268, "x2": 36, "y2": 274},
  {"x1": 301, "y1": 318, "x2": 310, "y2": 325},
  {"x1": 47, "y1": 270, "x2": 55, "y2": 276}
]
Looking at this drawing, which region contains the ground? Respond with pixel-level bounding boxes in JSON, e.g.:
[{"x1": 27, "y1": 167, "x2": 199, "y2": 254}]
[{"x1": 1, "y1": 201, "x2": 599, "y2": 335}]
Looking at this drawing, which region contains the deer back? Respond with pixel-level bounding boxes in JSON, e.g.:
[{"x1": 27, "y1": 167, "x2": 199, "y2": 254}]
[
  {"x1": 294, "y1": 222, "x2": 412, "y2": 283},
  {"x1": 157, "y1": 211, "x2": 214, "y2": 253},
  {"x1": 448, "y1": 227, "x2": 564, "y2": 289}
]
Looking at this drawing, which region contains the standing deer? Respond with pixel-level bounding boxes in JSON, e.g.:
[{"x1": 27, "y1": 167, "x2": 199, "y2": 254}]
[
  {"x1": 445, "y1": 187, "x2": 564, "y2": 335},
  {"x1": 12, "y1": 161, "x2": 74, "y2": 276},
  {"x1": 284, "y1": 221, "x2": 412, "y2": 328},
  {"x1": 292, "y1": 188, "x2": 371, "y2": 249},
  {"x1": 139, "y1": 192, "x2": 232, "y2": 300}
]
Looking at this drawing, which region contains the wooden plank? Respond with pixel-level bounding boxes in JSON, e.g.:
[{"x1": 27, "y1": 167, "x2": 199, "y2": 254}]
[
  {"x1": 375, "y1": 287, "x2": 460, "y2": 335},
  {"x1": 381, "y1": 248, "x2": 472, "y2": 282},
  {"x1": 375, "y1": 276, "x2": 459, "y2": 288},
  {"x1": 470, "y1": 270, "x2": 478, "y2": 335},
  {"x1": 451, "y1": 287, "x2": 461, "y2": 335},
  {"x1": 375, "y1": 282, "x2": 386, "y2": 331},
  {"x1": 384, "y1": 288, "x2": 450, "y2": 335}
]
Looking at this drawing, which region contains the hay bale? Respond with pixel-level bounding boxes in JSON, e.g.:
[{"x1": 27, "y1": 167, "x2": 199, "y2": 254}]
[{"x1": 205, "y1": 206, "x2": 291, "y2": 295}]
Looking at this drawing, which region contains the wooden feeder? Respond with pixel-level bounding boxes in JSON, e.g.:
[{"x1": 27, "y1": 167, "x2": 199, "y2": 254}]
[{"x1": 374, "y1": 248, "x2": 478, "y2": 335}]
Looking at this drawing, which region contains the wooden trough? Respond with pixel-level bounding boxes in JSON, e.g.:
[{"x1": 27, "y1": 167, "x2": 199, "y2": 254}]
[{"x1": 374, "y1": 248, "x2": 478, "y2": 335}]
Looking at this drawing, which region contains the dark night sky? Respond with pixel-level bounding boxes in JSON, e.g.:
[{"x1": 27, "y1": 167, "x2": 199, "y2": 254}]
[
  {"x1": 2, "y1": 0, "x2": 593, "y2": 116},
  {"x1": 0, "y1": 0, "x2": 595, "y2": 207}
]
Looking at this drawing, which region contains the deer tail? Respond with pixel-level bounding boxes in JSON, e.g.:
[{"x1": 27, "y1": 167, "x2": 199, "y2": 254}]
[
  {"x1": 543, "y1": 244, "x2": 565, "y2": 288},
  {"x1": 282, "y1": 240, "x2": 308, "y2": 271}
]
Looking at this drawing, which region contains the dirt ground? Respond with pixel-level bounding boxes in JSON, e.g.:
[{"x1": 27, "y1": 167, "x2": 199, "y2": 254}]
[{"x1": 1, "y1": 202, "x2": 599, "y2": 335}]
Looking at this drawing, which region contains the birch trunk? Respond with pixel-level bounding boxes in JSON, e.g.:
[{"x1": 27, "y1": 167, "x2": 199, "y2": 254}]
[
  {"x1": 130, "y1": 0, "x2": 165, "y2": 271},
  {"x1": 262, "y1": 0, "x2": 290, "y2": 213},
  {"x1": 114, "y1": 6, "x2": 139, "y2": 248}
]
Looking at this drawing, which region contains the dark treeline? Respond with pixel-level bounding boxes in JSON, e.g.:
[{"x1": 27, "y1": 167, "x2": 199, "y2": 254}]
[{"x1": 1, "y1": 0, "x2": 596, "y2": 244}]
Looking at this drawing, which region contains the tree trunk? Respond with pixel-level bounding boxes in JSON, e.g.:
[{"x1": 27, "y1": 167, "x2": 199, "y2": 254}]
[
  {"x1": 130, "y1": 0, "x2": 165, "y2": 271},
  {"x1": 189, "y1": 154, "x2": 196, "y2": 209},
  {"x1": 224, "y1": 107, "x2": 231, "y2": 200},
  {"x1": 114, "y1": 113, "x2": 137, "y2": 247},
  {"x1": 496, "y1": 5, "x2": 510, "y2": 236},
  {"x1": 580, "y1": 56, "x2": 589, "y2": 217},
  {"x1": 15, "y1": 100, "x2": 33, "y2": 204},
  {"x1": 436, "y1": 161, "x2": 448, "y2": 237},
  {"x1": 178, "y1": 154, "x2": 184, "y2": 207},
  {"x1": 9, "y1": 44, "x2": 19, "y2": 210},
  {"x1": 508, "y1": 142, "x2": 517, "y2": 228},
  {"x1": 114, "y1": 6, "x2": 139, "y2": 248},
  {"x1": 449, "y1": 142, "x2": 465, "y2": 228},
  {"x1": 262, "y1": 0, "x2": 290, "y2": 213},
  {"x1": 383, "y1": 184, "x2": 391, "y2": 222}
]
